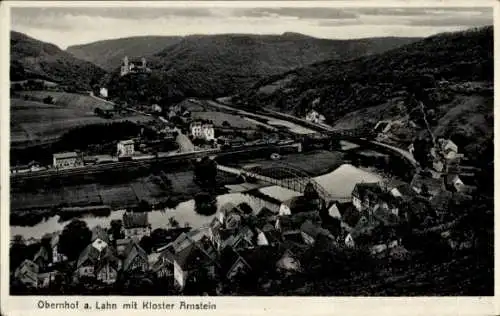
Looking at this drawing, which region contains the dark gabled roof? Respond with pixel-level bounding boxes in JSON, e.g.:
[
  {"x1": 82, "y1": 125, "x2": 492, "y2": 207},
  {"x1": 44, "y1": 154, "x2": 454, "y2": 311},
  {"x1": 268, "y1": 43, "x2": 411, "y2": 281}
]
[
  {"x1": 95, "y1": 247, "x2": 120, "y2": 273},
  {"x1": 282, "y1": 230, "x2": 304, "y2": 244},
  {"x1": 33, "y1": 246, "x2": 50, "y2": 263},
  {"x1": 373, "y1": 205, "x2": 399, "y2": 226},
  {"x1": 238, "y1": 246, "x2": 282, "y2": 271},
  {"x1": 263, "y1": 229, "x2": 282, "y2": 244},
  {"x1": 352, "y1": 182, "x2": 382, "y2": 197},
  {"x1": 122, "y1": 242, "x2": 148, "y2": 272},
  {"x1": 17, "y1": 259, "x2": 39, "y2": 274},
  {"x1": 300, "y1": 220, "x2": 321, "y2": 238},
  {"x1": 76, "y1": 244, "x2": 101, "y2": 268},
  {"x1": 410, "y1": 175, "x2": 445, "y2": 195},
  {"x1": 174, "y1": 242, "x2": 214, "y2": 271},
  {"x1": 91, "y1": 226, "x2": 110, "y2": 243},
  {"x1": 393, "y1": 183, "x2": 417, "y2": 198},
  {"x1": 277, "y1": 211, "x2": 322, "y2": 232},
  {"x1": 123, "y1": 211, "x2": 149, "y2": 229},
  {"x1": 341, "y1": 205, "x2": 361, "y2": 228},
  {"x1": 282, "y1": 196, "x2": 323, "y2": 214},
  {"x1": 220, "y1": 247, "x2": 249, "y2": 277},
  {"x1": 262, "y1": 223, "x2": 275, "y2": 232},
  {"x1": 257, "y1": 207, "x2": 276, "y2": 218},
  {"x1": 209, "y1": 217, "x2": 222, "y2": 231}
]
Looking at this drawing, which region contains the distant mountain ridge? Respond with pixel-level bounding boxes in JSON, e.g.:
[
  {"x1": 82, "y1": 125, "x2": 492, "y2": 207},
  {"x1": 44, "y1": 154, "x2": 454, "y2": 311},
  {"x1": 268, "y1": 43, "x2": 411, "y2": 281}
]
[
  {"x1": 67, "y1": 36, "x2": 183, "y2": 71},
  {"x1": 10, "y1": 31, "x2": 106, "y2": 90},
  {"x1": 102, "y1": 33, "x2": 420, "y2": 103}
]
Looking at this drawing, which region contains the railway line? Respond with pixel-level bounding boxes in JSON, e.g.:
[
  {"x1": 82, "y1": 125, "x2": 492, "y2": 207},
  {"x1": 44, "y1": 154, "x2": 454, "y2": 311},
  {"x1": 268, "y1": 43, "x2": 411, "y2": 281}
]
[{"x1": 11, "y1": 143, "x2": 300, "y2": 181}]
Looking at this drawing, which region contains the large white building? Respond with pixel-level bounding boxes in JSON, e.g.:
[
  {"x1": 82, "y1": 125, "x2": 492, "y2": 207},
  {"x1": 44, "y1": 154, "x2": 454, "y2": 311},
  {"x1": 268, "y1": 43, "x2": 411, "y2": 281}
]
[
  {"x1": 53, "y1": 152, "x2": 82, "y2": 169},
  {"x1": 190, "y1": 122, "x2": 215, "y2": 141},
  {"x1": 117, "y1": 139, "x2": 135, "y2": 157}
]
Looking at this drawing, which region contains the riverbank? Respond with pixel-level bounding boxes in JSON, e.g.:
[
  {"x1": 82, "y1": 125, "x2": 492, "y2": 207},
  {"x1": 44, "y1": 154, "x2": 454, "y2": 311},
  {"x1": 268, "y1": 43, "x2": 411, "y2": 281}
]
[{"x1": 10, "y1": 167, "x2": 241, "y2": 227}]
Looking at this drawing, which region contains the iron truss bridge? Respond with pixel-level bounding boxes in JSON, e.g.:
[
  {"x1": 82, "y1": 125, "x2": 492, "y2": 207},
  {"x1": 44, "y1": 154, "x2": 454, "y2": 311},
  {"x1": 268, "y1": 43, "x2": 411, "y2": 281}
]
[{"x1": 217, "y1": 162, "x2": 349, "y2": 203}]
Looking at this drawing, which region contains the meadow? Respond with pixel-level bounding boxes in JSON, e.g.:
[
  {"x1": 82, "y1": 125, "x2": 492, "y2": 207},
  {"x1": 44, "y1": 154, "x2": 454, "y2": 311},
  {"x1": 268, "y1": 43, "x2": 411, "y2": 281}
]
[{"x1": 11, "y1": 92, "x2": 151, "y2": 146}]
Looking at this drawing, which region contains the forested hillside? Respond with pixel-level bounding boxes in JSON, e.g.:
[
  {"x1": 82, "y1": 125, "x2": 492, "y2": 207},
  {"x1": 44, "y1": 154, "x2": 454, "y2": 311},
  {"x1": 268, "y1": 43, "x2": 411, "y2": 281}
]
[
  {"x1": 105, "y1": 33, "x2": 419, "y2": 105},
  {"x1": 10, "y1": 31, "x2": 106, "y2": 90}
]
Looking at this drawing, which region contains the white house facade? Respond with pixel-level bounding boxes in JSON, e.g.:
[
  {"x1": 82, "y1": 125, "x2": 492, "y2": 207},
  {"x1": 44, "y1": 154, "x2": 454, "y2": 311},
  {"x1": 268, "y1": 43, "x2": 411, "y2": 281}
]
[{"x1": 117, "y1": 140, "x2": 135, "y2": 157}]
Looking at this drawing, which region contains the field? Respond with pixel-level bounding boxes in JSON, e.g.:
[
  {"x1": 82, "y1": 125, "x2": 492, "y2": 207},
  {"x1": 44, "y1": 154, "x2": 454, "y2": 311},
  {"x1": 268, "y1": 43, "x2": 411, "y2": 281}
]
[
  {"x1": 11, "y1": 92, "x2": 152, "y2": 146},
  {"x1": 191, "y1": 111, "x2": 260, "y2": 129},
  {"x1": 10, "y1": 169, "x2": 204, "y2": 213},
  {"x1": 17, "y1": 91, "x2": 114, "y2": 111}
]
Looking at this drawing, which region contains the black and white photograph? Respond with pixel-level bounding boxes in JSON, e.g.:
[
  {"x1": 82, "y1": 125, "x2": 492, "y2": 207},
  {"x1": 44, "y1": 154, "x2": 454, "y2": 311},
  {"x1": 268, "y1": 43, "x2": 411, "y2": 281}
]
[{"x1": 3, "y1": 0, "x2": 495, "y2": 301}]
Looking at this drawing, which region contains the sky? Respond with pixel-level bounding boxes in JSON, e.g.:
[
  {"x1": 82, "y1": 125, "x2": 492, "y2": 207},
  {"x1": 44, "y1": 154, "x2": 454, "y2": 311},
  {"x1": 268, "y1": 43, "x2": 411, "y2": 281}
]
[{"x1": 10, "y1": 3, "x2": 494, "y2": 49}]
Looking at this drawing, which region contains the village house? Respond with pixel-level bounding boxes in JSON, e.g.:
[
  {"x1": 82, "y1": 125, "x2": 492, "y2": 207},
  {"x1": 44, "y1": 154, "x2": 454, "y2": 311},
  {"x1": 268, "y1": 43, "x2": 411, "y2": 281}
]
[
  {"x1": 275, "y1": 211, "x2": 322, "y2": 233},
  {"x1": 351, "y1": 182, "x2": 385, "y2": 212},
  {"x1": 327, "y1": 202, "x2": 342, "y2": 220},
  {"x1": 173, "y1": 242, "x2": 217, "y2": 290},
  {"x1": 300, "y1": 220, "x2": 334, "y2": 245},
  {"x1": 278, "y1": 194, "x2": 323, "y2": 216},
  {"x1": 14, "y1": 259, "x2": 39, "y2": 288},
  {"x1": 437, "y1": 139, "x2": 459, "y2": 160},
  {"x1": 122, "y1": 242, "x2": 149, "y2": 274},
  {"x1": 53, "y1": 152, "x2": 82, "y2": 169},
  {"x1": 37, "y1": 271, "x2": 61, "y2": 289},
  {"x1": 33, "y1": 246, "x2": 50, "y2": 271},
  {"x1": 117, "y1": 139, "x2": 135, "y2": 158},
  {"x1": 99, "y1": 87, "x2": 108, "y2": 98},
  {"x1": 116, "y1": 239, "x2": 132, "y2": 257},
  {"x1": 410, "y1": 174, "x2": 446, "y2": 198},
  {"x1": 95, "y1": 247, "x2": 120, "y2": 284},
  {"x1": 385, "y1": 181, "x2": 416, "y2": 201},
  {"x1": 91, "y1": 225, "x2": 111, "y2": 245},
  {"x1": 151, "y1": 249, "x2": 175, "y2": 280},
  {"x1": 220, "y1": 247, "x2": 252, "y2": 281},
  {"x1": 305, "y1": 110, "x2": 325, "y2": 124},
  {"x1": 276, "y1": 247, "x2": 303, "y2": 274},
  {"x1": 50, "y1": 232, "x2": 67, "y2": 264},
  {"x1": 120, "y1": 56, "x2": 151, "y2": 77},
  {"x1": 75, "y1": 244, "x2": 101, "y2": 279},
  {"x1": 152, "y1": 104, "x2": 162, "y2": 113},
  {"x1": 444, "y1": 174, "x2": 465, "y2": 193},
  {"x1": 219, "y1": 226, "x2": 255, "y2": 252},
  {"x1": 123, "y1": 211, "x2": 151, "y2": 241},
  {"x1": 190, "y1": 121, "x2": 215, "y2": 141},
  {"x1": 373, "y1": 120, "x2": 393, "y2": 134}
]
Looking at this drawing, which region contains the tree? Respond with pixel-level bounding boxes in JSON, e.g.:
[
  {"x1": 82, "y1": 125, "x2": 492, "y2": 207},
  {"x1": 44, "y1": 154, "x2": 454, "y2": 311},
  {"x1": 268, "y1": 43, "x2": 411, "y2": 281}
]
[
  {"x1": 10, "y1": 235, "x2": 28, "y2": 270},
  {"x1": 137, "y1": 200, "x2": 151, "y2": 213},
  {"x1": 151, "y1": 228, "x2": 169, "y2": 246},
  {"x1": 109, "y1": 219, "x2": 124, "y2": 242},
  {"x1": 237, "y1": 202, "x2": 253, "y2": 215},
  {"x1": 168, "y1": 217, "x2": 179, "y2": 228},
  {"x1": 43, "y1": 96, "x2": 54, "y2": 104},
  {"x1": 58, "y1": 219, "x2": 92, "y2": 261},
  {"x1": 139, "y1": 236, "x2": 153, "y2": 254},
  {"x1": 194, "y1": 192, "x2": 218, "y2": 216},
  {"x1": 193, "y1": 157, "x2": 217, "y2": 188}
]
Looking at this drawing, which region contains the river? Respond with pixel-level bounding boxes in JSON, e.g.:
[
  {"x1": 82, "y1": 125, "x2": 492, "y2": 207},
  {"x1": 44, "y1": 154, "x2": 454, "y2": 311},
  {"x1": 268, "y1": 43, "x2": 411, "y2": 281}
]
[{"x1": 10, "y1": 163, "x2": 384, "y2": 240}]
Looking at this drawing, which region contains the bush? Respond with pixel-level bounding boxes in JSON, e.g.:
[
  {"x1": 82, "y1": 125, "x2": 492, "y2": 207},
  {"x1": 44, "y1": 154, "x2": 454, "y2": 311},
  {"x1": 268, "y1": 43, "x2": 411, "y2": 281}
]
[{"x1": 43, "y1": 96, "x2": 54, "y2": 104}]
